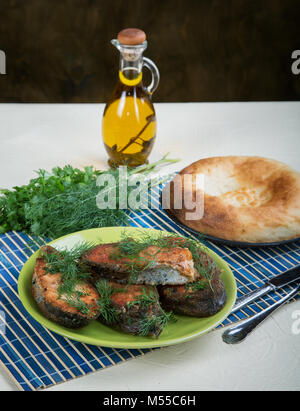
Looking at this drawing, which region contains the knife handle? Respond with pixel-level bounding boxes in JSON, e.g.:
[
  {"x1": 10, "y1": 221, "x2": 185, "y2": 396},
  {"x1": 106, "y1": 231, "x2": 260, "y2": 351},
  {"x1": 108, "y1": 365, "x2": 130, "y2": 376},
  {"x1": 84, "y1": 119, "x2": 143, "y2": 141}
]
[
  {"x1": 231, "y1": 283, "x2": 276, "y2": 313},
  {"x1": 223, "y1": 284, "x2": 300, "y2": 344}
]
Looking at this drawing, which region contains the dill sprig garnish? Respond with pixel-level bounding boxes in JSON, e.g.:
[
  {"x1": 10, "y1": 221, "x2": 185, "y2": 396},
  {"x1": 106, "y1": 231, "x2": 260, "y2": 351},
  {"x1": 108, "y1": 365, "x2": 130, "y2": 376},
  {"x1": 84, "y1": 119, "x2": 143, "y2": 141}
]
[
  {"x1": 95, "y1": 280, "x2": 176, "y2": 337},
  {"x1": 124, "y1": 287, "x2": 176, "y2": 338},
  {"x1": 43, "y1": 242, "x2": 95, "y2": 297},
  {"x1": 95, "y1": 279, "x2": 120, "y2": 324},
  {"x1": 126, "y1": 287, "x2": 159, "y2": 310},
  {"x1": 64, "y1": 293, "x2": 93, "y2": 317},
  {"x1": 111, "y1": 231, "x2": 215, "y2": 283},
  {"x1": 109, "y1": 232, "x2": 166, "y2": 283},
  {"x1": 185, "y1": 280, "x2": 207, "y2": 291},
  {"x1": 177, "y1": 237, "x2": 216, "y2": 284},
  {"x1": 138, "y1": 311, "x2": 176, "y2": 338}
]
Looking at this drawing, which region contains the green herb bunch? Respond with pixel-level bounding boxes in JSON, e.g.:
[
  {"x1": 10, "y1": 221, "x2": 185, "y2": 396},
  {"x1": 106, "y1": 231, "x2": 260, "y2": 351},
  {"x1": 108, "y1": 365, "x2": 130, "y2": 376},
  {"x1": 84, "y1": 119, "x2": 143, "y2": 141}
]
[
  {"x1": 0, "y1": 155, "x2": 178, "y2": 238},
  {"x1": 0, "y1": 165, "x2": 101, "y2": 236}
]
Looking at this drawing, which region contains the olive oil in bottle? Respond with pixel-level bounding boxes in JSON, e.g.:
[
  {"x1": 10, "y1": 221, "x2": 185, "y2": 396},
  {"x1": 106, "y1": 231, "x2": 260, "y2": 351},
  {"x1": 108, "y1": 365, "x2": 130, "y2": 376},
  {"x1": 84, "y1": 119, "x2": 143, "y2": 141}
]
[{"x1": 102, "y1": 28, "x2": 160, "y2": 168}]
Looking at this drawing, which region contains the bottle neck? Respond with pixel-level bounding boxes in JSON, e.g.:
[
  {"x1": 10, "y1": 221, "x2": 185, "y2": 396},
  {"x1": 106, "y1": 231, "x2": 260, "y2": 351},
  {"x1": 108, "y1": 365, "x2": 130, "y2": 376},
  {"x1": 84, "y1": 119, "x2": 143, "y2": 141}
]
[
  {"x1": 119, "y1": 53, "x2": 143, "y2": 86},
  {"x1": 111, "y1": 40, "x2": 147, "y2": 86}
]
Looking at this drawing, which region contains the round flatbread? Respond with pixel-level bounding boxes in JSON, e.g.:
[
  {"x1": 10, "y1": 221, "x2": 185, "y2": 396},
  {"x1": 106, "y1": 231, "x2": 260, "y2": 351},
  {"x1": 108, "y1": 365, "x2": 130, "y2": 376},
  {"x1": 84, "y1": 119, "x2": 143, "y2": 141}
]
[{"x1": 164, "y1": 156, "x2": 300, "y2": 243}]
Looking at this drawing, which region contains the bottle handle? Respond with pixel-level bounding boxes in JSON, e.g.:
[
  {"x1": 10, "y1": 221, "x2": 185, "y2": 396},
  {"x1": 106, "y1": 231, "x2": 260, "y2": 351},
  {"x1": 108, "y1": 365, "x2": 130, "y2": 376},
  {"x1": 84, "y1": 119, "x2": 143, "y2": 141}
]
[{"x1": 142, "y1": 57, "x2": 160, "y2": 96}]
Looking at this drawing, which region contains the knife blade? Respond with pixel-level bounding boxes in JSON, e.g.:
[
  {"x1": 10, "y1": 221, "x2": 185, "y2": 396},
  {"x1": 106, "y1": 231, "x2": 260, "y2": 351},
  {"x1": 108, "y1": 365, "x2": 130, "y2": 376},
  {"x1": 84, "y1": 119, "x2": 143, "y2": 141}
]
[{"x1": 231, "y1": 265, "x2": 300, "y2": 313}]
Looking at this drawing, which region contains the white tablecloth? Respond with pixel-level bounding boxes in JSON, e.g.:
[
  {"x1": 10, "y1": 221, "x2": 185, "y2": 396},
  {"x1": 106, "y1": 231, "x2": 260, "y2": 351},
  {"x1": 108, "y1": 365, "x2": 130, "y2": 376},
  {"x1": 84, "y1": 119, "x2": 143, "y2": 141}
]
[{"x1": 0, "y1": 102, "x2": 299, "y2": 391}]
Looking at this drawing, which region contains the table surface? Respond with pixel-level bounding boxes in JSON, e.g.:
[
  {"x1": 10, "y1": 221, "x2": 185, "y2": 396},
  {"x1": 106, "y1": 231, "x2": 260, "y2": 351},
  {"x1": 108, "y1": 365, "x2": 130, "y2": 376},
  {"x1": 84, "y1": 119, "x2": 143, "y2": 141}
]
[{"x1": 0, "y1": 102, "x2": 299, "y2": 391}]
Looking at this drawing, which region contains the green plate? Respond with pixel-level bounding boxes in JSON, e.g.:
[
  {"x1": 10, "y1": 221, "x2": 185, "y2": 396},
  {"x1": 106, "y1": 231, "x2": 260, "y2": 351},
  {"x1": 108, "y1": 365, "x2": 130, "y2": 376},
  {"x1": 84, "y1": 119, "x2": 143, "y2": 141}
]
[{"x1": 18, "y1": 227, "x2": 237, "y2": 348}]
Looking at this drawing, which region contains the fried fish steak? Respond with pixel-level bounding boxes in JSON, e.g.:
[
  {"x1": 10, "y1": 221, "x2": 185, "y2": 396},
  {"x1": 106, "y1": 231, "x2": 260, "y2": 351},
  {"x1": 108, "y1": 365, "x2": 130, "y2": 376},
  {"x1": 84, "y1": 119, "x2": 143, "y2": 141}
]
[
  {"x1": 32, "y1": 246, "x2": 100, "y2": 329},
  {"x1": 158, "y1": 251, "x2": 226, "y2": 317},
  {"x1": 97, "y1": 281, "x2": 166, "y2": 338},
  {"x1": 82, "y1": 240, "x2": 198, "y2": 285}
]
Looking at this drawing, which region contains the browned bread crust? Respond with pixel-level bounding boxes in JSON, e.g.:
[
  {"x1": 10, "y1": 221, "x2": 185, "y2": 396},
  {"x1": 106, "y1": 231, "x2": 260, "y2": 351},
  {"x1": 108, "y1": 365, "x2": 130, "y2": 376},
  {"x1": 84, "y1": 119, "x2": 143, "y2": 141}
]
[{"x1": 164, "y1": 156, "x2": 300, "y2": 243}]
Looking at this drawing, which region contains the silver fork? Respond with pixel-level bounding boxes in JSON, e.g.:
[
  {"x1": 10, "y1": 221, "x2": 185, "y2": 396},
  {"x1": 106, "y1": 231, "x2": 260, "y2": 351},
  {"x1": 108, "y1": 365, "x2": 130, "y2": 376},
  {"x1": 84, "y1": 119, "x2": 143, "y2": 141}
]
[{"x1": 222, "y1": 283, "x2": 300, "y2": 344}]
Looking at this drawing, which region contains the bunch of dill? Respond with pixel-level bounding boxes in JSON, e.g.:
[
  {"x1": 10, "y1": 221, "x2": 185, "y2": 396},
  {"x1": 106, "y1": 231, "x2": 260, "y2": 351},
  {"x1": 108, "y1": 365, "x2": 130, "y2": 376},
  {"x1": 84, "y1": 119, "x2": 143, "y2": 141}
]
[{"x1": 0, "y1": 155, "x2": 178, "y2": 238}]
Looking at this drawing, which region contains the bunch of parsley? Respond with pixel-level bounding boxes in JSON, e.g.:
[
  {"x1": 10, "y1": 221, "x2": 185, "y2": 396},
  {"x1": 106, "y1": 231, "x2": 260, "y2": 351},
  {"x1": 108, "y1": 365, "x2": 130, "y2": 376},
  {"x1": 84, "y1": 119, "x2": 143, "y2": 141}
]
[
  {"x1": 0, "y1": 155, "x2": 177, "y2": 238},
  {"x1": 0, "y1": 165, "x2": 101, "y2": 236}
]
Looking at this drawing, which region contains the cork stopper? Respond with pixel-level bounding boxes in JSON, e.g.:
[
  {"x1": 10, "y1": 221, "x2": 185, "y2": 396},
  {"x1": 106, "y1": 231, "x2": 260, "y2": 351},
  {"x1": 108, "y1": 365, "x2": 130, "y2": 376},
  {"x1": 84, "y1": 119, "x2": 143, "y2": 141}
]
[{"x1": 117, "y1": 28, "x2": 146, "y2": 45}]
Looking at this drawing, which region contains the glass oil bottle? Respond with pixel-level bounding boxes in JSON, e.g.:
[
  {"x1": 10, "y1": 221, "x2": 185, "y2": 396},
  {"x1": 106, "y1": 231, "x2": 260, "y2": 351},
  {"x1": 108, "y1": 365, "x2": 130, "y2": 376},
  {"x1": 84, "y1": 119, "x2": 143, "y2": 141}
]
[{"x1": 102, "y1": 28, "x2": 160, "y2": 168}]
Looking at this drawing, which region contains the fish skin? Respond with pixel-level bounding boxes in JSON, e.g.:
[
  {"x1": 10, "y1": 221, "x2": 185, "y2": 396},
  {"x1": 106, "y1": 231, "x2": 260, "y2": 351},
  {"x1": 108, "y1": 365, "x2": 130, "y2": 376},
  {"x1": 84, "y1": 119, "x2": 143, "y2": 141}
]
[
  {"x1": 158, "y1": 251, "x2": 227, "y2": 317},
  {"x1": 158, "y1": 277, "x2": 226, "y2": 317},
  {"x1": 98, "y1": 281, "x2": 165, "y2": 338},
  {"x1": 32, "y1": 247, "x2": 100, "y2": 329}
]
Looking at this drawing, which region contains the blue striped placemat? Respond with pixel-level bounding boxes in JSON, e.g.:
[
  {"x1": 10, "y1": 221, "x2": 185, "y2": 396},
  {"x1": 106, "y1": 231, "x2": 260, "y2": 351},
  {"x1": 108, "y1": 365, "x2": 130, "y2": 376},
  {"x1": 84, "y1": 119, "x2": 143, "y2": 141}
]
[{"x1": 0, "y1": 184, "x2": 299, "y2": 390}]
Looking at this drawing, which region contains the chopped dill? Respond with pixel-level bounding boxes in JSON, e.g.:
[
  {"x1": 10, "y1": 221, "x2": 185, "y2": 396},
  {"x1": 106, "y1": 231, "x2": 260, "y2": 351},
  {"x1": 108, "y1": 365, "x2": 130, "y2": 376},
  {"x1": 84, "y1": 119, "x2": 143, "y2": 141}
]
[
  {"x1": 185, "y1": 280, "x2": 207, "y2": 291},
  {"x1": 111, "y1": 231, "x2": 215, "y2": 283},
  {"x1": 124, "y1": 287, "x2": 176, "y2": 337},
  {"x1": 95, "y1": 279, "x2": 120, "y2": 324},
  {"x1": 64, "y1": 293, "x2": 93, "y2": 317},
  {"x1": 95, "y1": 280, "x2": 176, "y2": 337},
  {"x1": 126, "y1": 287, "x2": 159, "y2": 310},
  {"x1": 43, "y1": 242, "x2": 95, "y2": 298},
  {"x1": 138, "y1": 311, "x2": 176, "y2": 338}
]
